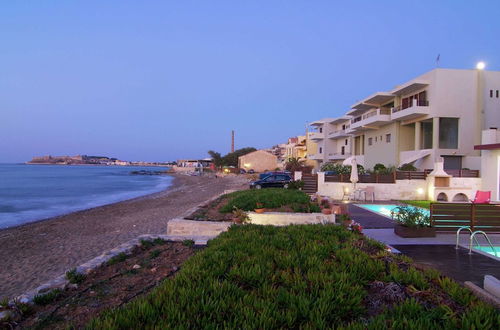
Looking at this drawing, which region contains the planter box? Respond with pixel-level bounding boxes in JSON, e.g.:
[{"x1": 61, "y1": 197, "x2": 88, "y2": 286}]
[{"x1": 394, "y1": 224, "x2": 436, "y2": 238}]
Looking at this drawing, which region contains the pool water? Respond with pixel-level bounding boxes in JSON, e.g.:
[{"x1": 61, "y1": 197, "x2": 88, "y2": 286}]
[
  {"x1": 357, "y1": 204, "x2": 430, "y2": 218},
  {"x1": 474, "y1": 246, "x2": 500, "y2": 257}
]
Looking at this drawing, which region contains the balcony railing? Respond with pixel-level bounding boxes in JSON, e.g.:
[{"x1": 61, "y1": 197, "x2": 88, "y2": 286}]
[
  {"x1": 351, "y1": 108, "x2": 391, "y2": 125},
  {"x1": 393, "y1": 100, "x2": 429, "y2": 113}
]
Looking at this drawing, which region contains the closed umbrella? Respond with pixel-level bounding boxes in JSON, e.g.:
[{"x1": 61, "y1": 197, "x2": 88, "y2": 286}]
[{"x1": 350, "y1": 158, "x2": 359, "y2": 197}]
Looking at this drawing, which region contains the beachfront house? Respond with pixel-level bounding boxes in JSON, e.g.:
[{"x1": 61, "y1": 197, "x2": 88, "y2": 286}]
[
  {"x1": 238, "y1": 150, "x2": 278, "y2": 173},
  {"x1": 308, "y1": 67, "x2": 500, "y2": 172}
]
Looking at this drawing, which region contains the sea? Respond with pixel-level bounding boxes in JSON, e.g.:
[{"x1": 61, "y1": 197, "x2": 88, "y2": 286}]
[{"x1": 0, "y1": 164, "x2": 173, "y2": 229}]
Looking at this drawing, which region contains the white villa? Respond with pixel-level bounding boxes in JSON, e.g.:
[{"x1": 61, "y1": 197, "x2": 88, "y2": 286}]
[
  {"x1": 309, "y1": 67, "x2": 500, "y2": 171},
  {"x1": 305, "y1": 67, "x2": 500, "y2": 202}
]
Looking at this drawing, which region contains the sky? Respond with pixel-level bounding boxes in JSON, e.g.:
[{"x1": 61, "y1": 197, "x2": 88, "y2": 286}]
[{"x1": 1, "y1": 1, "x2": 500, "y2": 162}]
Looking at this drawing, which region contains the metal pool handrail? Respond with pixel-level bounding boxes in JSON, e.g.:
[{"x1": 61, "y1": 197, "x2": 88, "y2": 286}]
[
  {"x1": 469, "y1": 230, "x2": 498, "y2": 257},
  {"x1": 455, "y1": 226, "x2": 480, "y2": 250}
]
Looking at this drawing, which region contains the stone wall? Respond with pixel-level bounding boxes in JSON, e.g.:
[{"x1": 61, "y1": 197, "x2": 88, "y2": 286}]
[
  {"x1": 167, "y1": 218, "x2": 232, "y2": 237},
  {"x1": 249, "y1": 212, "x2": 335, "y2": 226}
]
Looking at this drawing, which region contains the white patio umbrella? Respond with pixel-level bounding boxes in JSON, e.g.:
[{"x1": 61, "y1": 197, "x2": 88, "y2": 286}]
[{"x1": 350, "y1": 158, "x2": 359, "y2": 191}]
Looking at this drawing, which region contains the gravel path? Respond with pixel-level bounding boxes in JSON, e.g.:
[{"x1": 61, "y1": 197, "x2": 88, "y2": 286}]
[{"x1": 0, "y1": 174, "x2": 247, "y2": 299}]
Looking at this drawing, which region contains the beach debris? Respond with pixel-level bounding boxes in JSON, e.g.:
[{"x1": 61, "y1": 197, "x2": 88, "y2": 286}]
[
  {"x1": 150, "y1": 267, "x2": 157, "y2": 273},
  {"x1": 132, "y1": 264, "x2": 141, "y2": 269}
]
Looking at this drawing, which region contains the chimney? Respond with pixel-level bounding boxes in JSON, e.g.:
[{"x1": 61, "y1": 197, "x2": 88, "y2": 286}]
[{"x1": 231, "y1": 130, "x2": 235, "y2": 153}]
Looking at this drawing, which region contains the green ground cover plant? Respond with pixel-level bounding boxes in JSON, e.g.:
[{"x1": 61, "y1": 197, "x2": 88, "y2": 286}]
[
  {"x1": 88, "y1": 225, "x2": 498, "y2": 329},
  {"x1": 219, "y1": 188, "x2": 319, "y2": 213},
  {"x1": 65, "y1": 268, "x2": 86, "y2": 284},
  {"x1": 400, "y1": 200, "x2": 432, "y2": 209},
  {"x1": 33, "y1": 289, "x2": 63, "y2": 306}
]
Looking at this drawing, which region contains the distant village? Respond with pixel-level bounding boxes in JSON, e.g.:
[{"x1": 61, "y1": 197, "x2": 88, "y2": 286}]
[{"x1": 27, "y1": 155, "x2": 174, "y2": 167}]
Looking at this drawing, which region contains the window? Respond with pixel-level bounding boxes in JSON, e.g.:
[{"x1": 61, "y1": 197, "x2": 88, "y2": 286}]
[
  {"x1": 341, "y1": 146, "x2": 345, "y2": 155},
  {"x1": 497, "y1": 90, "x2": 499, "y2": 98},
  {"x1": 491, "y1": 90, "x2": 494, "y2": 98},
  {"x1": 439, "y1": 118, "x2": 459, "y2": 149},
  {"x1": 442, "y1": 156, "x2": 462, "y2": 170},
  {"x1": 345, "y1": 139, "x2": 348, "y2": 145},
  {"x1": 386, "y1": 134, "x2": 391, "y2": 143},
  {"x1": 421, "y1": 119, "x2": 433, "y2": 149},
  {"x1": 319, "y1": 147, "x2": 322, "y2": 154},
  {"x1": 319, "y1": 127, "x2": 323, "y2": 133},
  {"x1": 342, "y1": 124, "x2": 346, "y2": 130},
  {"x1": 368, "y1": 137, "x2": 373, "y2": 146},
  {"x1": 375, "y1": 137, "x2": 377, "y2": 142}
]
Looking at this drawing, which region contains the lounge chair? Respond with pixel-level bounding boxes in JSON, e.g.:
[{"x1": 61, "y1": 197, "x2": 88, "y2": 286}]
[{"x1": 471, "y1": 190, "x2": 491, "y2": 204}]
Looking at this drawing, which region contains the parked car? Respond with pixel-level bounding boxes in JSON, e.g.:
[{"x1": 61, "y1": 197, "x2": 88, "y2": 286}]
[
  {"x1": 250, "y1": 174, "x2": 293, "y2": 189},
  {"x1": 247, "y1": 169, "x2": 255, "y2": 174},
  {"x1": 239, "y1": 168, "x2": 247, "y2": 174},
  {"x1": 258, "y1": 171, "x2": 291, "y2": 179}
]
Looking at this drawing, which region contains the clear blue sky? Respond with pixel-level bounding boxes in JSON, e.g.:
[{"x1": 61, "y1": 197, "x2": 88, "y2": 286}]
[{"x1": 1, "y1": 1, "x2": 499, "y2": 162}]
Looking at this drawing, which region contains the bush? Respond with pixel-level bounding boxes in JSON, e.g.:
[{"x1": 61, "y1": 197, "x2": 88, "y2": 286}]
[
  {"x1": 320, "y1": 163, "x2": 365, "y2": 175},
  {"x1": 33, "y1": 289, "x2": 63, "y2": 306},
  {"x1": 182, "y1": 239, "x2": 195, "y2": 247},
  {"x1": 287, "y1": 180, "x2": 304, "y2": 190},
  {"x1": 373, "y1": 163, "x2": 386, "y2": 173},
  {"x1": 66, "y1": 268, "x2": 86, "y2": 284},
  {"x1": 391, "y1": 205, "x2": 430, "y2": 227},
  {"x1": 398, "y1": 163, "x2": 417, "y2": 171},
  {"x1": 219, "y1": 189, "x2": 316, "y2": 213},
  {"x1": 107, "y1": 252, "x2": 128, "y2": 265}
]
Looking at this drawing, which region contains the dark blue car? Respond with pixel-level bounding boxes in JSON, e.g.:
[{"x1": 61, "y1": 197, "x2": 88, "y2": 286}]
[{"x1": 250, "y1": 174, "x2": 293, "y2": 189}]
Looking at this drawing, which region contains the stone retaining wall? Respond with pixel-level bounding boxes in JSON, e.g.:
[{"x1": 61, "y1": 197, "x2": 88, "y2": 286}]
[{"x1": 248, "y1": 212, "x2": 335, "y2": 226}]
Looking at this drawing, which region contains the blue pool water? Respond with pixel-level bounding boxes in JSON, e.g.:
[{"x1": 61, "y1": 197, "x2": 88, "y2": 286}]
[
  {"x1": 474, "y1": 246, "x2": 500, "y2": 258},
  {"x1": 357, "y1": 204, "x2": 430, "y2": 218}
]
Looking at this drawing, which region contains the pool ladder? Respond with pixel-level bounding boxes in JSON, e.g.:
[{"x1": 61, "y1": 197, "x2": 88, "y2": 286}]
[{"x1": 455, "y1": 226, "x2": 498, "y2": 257}]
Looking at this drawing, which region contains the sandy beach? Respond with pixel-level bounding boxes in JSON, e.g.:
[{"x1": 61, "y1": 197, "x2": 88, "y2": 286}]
[{"x1": 0, "y1": 174, "x2": 247, "y2": 300}]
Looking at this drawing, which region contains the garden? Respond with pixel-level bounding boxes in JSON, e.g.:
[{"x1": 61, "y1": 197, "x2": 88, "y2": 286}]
[
  {"x1": 89, "y1": 225, "x2": 498, "y2": 329},
  {"x1": 186, "y1": 188, "x2": 322, "y2": 221}
]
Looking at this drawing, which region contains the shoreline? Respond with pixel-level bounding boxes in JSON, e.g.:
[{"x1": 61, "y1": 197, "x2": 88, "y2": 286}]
[
  {"x1": 0, "y1": 174, "x2": 248, "y2": 299},
  {"x1": 0, "y1": 173, "x2": 177, "y2": 232}
]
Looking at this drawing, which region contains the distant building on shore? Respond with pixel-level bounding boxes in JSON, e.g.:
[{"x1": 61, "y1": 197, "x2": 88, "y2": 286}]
[{"x1": 238, "y1": 150, "x2": 278, "y2": 172}]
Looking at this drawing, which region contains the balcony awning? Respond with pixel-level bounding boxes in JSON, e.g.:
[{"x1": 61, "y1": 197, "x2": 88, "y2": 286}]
[
  {"x1": 362, "y1": 92, "x2": 395, "y2": 106},
  {"x1": 399, "y1": 149, "x2": 432, "y2": 167},
  {"x1": 310, "y1": 118, "x2": 336, "y2": 126},
  {"x1": 391, "y1": 81, "x2": 428, "y2": 96},
  {"x1": 329, "y1": 116, "x2": 351, "y2": 124}
]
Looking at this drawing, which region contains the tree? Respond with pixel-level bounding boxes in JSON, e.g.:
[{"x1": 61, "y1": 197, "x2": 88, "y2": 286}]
[
  {"x1": 207, "y1": 147, "x2": 257, "y2": 167},
  {"x1": 208, "y1": 150, "x2": 223, "y2": 167}
]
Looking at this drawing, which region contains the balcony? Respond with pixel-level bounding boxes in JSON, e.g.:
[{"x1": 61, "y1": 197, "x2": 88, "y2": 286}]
[
  {"x1": 350, "y1": 107, "x2": 392, "y2": 130},
  {"x1": 308, "y1": 153, "x2": 324, "y2": 160},
  {"x1": 391, "y1": 99, "x2": 430, "y2": 121},
  {"x1": 328, "y1": 152, "x2": 351, "y2": 160},
  {"x1": 328, "y1": 126, "x2": 351, "y2": 139},
  {"x1": 308, "y1": 131, "x2": 325, "y2": 140}
]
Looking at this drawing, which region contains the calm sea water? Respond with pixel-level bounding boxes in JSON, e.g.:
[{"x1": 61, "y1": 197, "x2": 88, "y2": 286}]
[{"x1": 0, "y1": 164, "x2": 173, "y2": 229}]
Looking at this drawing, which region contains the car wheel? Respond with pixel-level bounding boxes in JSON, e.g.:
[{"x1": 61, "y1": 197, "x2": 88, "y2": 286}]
[
  {"x1": 255, "y1": 184, "x2": 262, "y2": 189},
  {"x1": 283, "y1": 184, "x2": 289, "y2": 189}
]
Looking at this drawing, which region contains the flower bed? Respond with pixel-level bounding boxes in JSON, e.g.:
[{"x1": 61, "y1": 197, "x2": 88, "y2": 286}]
[
  {"x1": 186, "y1": 188, "x2": 321, "y2": 221},
  {"x1": 89, "y1": 225, "x2": 498, "y2": 329}
]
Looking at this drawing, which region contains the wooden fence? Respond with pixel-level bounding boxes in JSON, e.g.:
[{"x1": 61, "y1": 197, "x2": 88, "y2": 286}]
[
  {"x1": 325, "y1": 173, "x2": 396, "y2": 183},
  {"x1": 424, "y1": 169, "x2": 480, "y2": 178},
  {"x1": 430, "y1": 203, "x2": 500, "y2": 232}
]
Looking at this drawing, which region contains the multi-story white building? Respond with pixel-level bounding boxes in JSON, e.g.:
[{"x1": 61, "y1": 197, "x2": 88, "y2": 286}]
[{"x1": 309, "y1": 67, "x2": 500, "y2": 171}]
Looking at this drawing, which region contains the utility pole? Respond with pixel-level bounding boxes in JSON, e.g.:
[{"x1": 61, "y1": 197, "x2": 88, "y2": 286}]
[{"x1": 231, "y1": 130, "x2": 235, "y2": 153}]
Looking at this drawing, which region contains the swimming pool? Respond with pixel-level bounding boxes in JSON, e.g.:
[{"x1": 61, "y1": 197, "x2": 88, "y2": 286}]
[
  {"x1": 357, "y1": 204, "x2": 430, "y2": 219},
  {"x1": 473, "y1": 245, "x2": 500, "y2": 258}
]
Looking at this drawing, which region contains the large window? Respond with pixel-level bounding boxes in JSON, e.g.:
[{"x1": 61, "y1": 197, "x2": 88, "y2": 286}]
[
  {"x1": 439, "y1": 118, "x2": 459, "y2": 149},
  {"x1": 421, "y1": 119, "x2": 433, "y2": 149}
]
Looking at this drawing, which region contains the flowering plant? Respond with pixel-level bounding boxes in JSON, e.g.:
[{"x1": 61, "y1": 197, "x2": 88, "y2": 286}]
[{"x1": 348, "y1": 221, "x2": 363, "y2": 234}]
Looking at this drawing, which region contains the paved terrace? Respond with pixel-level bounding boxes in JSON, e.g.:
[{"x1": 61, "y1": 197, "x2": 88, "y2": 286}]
[{"x1": 347, "y1": 203, "x2": 500, "y2": 286}]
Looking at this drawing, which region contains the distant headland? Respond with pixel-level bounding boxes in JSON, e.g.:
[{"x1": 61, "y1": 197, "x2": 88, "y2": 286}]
[{"x1": 26, "y1": 155, "x2": 173, "y2": 167}]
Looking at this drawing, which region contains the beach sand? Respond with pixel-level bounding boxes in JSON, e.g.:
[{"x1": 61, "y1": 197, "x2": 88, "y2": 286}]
[{"x1": 0, "y1": 174, "x2": 248, "y2": 299}]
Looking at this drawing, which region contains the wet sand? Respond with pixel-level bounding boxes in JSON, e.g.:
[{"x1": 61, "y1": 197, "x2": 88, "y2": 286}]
[{"x1": 0, "y1": 174, "x2": 247, "y2": 299}]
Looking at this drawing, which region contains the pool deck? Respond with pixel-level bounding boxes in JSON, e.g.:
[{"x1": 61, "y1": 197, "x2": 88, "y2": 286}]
[{"x1": 350, "y1": 202, "x2": 500, "y2": 286}]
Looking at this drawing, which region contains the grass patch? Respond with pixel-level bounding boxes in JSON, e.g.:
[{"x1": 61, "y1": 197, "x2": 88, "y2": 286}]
[
  {"x1": 66, "y1": 268, "x2": 86, "y2": 284},
  {"x1": 88, "y1": 225, "x2": 498, "y2": 329},
  {"x1": 400, "y1": 200, "x2": 432, "y2": 209},
  {"x1": 219, "y1": 188, "x2": 319, "y2": 213},
  {"x1": 107, "y1": 252, "x2": 128, "y2": 265},
  {"x1": 149, "y1": 249, "x2": 161, "y2": 259},
  {"x1": 33, "y1": 289, "x2": 63, "y2": 306}
]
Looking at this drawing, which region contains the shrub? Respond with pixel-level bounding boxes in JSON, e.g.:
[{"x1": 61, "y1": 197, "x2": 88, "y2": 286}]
[
  {"x1": 391, "y1": 206, "x2": 430, "y2": 227},
  {"x1": 287, "y1": 180, "x2": 304, "y2": 190},
  {"x1": 182, "y1": 239, "x2": 195, "y2": 247},
  {"x1": 149, "y1": 250, "x2": 161, "y2": 259},
  {"x1": 65, "y1": 268, "x2": 86, "y2": 284},
  {"x1": 232, "y1": 207, "x2": 250, "y2": 223},
  {"x1": 373, "y1": 163, "x2": 386, "y2": 173},
  {"x1": 398, "y1": 163, "x2": 417, "y2": 171},
  {"x1": 33, "y1": 289, "x2": 63, "y2": 306}
]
